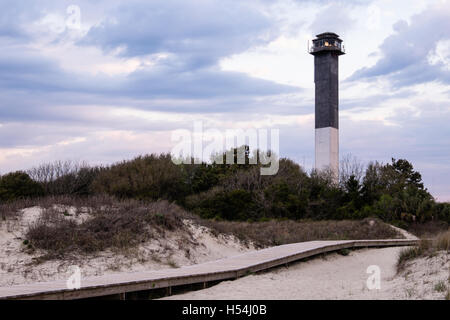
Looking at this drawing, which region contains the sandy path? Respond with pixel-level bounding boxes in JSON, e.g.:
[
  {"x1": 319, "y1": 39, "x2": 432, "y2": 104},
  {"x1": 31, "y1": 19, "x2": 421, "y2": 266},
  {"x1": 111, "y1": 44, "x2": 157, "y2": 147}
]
[{"x1": 163, "y1": 247, "x2": 448, "y2": 300}]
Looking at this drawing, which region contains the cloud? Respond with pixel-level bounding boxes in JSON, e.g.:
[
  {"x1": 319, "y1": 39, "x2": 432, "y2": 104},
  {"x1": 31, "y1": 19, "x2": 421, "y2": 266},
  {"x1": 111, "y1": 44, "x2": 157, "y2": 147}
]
[
  {"x1": 0, "y1": 0, "x2": 449, "y2": 201},
  {"x1": 309, "y1": 2, "x2": 357, "y2": 36},
  {"x1": 338, "y1": 97, "x2": 450, "y2": 201},
  {"x1": 0, "y1": 1, "x2": 42, "y2": 38},
  {"x1": 82, "y1": 0, "x2": 276, "y2": 68},
  {"x1": 122, "y1": 61, "x2": 298, "y2": 99},
  {"x1": 0, "y1": 0, "x2": 299, "y2": 122},
  {"x1": 0, "y1": 47, "x2": 299, "y2": 120},
  {"x1": 349, "y1": 3, "x2": 450, "y2": 87}
]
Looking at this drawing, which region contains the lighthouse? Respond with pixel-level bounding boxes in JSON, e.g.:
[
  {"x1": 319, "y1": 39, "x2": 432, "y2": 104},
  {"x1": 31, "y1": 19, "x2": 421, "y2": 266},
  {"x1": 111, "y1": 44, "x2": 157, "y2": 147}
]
[{"x1": 309, "y1": 32, "x2": 345, "y2": 179}]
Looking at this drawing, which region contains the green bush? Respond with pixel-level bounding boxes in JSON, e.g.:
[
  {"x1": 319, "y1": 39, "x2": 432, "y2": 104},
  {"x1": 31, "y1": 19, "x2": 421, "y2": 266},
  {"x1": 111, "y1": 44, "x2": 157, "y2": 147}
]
[
  {"x1": 3, "y1": 149, "x2": 448, "y2": 225},
  {"x1": 434, "y1": 202, "x2": 450, "y2": 223},
  {"x1": 264, "y1": 182, "x2": 307, "y2": 219},
  {"x1": 91, "y1": 154, "x2": 189, "y2": 202},
  {"x1": 188, "y1": 188, "x2": 256, "y2": 221},
  {"x1": 0, "y1": 171, "x2": 44, "y2": 201}
]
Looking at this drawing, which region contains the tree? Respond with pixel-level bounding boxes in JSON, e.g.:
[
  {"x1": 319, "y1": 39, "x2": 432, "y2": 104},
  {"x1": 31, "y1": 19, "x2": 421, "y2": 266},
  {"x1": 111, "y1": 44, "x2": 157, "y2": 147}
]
[
  {"x1": 27, "y1": 160, "x2": 100, "y2": 196},
  {"x1": 390, "y1": 158, "x2": 424, "y2": 190},
  {"x1": 0, "y1": 172, "x2": 44, "y2": 201},
  {"x1": 343, "y1": 174, "x2": 363, "y2": 209},
  {"x1": 91, "y1": 153, "x2": 190, "y2": 202}
]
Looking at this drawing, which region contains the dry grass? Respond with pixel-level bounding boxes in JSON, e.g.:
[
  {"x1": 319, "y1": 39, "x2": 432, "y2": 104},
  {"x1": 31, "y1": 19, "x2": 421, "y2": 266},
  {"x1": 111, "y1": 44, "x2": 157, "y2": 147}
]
[
  {"x1": 25, "y1": 198, "x2": 193, "y2": 260},
  {"x1": 435, "y1": 229, "x2": 450, "y2": 251},
  {"x1": 397, "y1": 229, "x2": 450, "y2": 273},
  {"x1": 198, "y1": 217, "x2": 402, "y2": 248},
  {"x1": 0, "y1": 195, "x2": 120, "y2": 221},
  {"x1": 407, "y1": 221, "x2": 449, "y2": 238},
  {"x1": 2, "y1": 196, "x2": 405, "y2": 262},
  {"x1": 434, "y1": 280, "x2": 447, "y2": 293},
  {"x1": 0, "y1": 198, "x2": 37, "y2": 220}
]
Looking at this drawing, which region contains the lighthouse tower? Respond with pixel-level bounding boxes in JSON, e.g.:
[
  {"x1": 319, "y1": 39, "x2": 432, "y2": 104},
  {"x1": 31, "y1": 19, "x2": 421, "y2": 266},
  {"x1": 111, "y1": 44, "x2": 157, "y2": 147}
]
[{"x1": 309, "y1": 32, "x2": 345, "y2": 179}]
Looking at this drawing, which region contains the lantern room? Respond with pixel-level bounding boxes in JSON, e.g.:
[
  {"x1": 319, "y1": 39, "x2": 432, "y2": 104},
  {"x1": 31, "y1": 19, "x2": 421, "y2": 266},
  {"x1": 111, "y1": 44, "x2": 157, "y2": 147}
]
[{"x1": 309, "y1": 32, "x2": 345, "y2": 56}]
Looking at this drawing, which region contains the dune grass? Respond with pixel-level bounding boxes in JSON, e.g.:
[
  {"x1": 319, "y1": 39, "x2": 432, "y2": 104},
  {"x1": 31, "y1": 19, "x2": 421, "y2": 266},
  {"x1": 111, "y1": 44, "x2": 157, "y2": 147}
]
[
  {"x1": 24, "y1": 197, "x2": 193, "y2": 260},
  {"x1": 195, "y1": 217, "x2": 401, "y2": 247},
  {"x1": 397, "y1": 229, "x2": 450, "y2": 273},
  {"x1": 0, "y1": 195, "x2": 404, "y2": 261}
]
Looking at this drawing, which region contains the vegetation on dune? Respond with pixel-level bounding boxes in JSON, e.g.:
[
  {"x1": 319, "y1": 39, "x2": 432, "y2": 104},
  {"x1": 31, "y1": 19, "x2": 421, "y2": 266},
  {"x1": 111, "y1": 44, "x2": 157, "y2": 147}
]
[
  {"x1": 24, "y1": 198, "x2": 192, "y2": 259},
  {"x1": 1, "y1": 146, "x2": 449, "y2": 226},
  {"x1": 199, "y1": 218, "x2": 400, "y2": 247},
  {"x1": 27, "y1": 160, "x2": 100, "y2": 196},
  {"x1": 0, "y1": 171, "x2": 44, "y2": 202},
  {"x1": 396, "y1": 230, "x2": 450, "y2": 299},
  {"x1": 16, "y1": 195, "x2": 400, "y2": 259},
  {"x1": 397, "y1": 229, "x2": 450, "y2": 273},
  {"x1": 0, "y1": 146, "x2": 449, "y2": 259},
  {"x1": 0, "y1": 148, "x2": 447, "y2": 276}
]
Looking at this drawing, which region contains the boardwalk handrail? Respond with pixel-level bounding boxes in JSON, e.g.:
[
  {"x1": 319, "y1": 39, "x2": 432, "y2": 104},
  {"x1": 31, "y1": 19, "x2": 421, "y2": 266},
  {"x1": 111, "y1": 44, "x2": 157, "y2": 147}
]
[{"x1": 0, "y1": 239, "x2": 420, "y2": 300}]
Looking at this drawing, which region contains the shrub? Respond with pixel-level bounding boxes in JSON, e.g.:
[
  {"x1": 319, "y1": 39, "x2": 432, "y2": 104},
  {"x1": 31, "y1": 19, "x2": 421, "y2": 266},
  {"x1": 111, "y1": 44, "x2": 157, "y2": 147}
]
[
  {"x1": 264, "y1": 182, "x2": 308, "y2": 219},
  {"x1": 91, "y1": 154, "x2": 189, "y2": 202},
  {"x1": 436, "y1": 229, "x2": 450, "y2": 251},
  {"x1": 397, "y1": 229, "x2": 450, "y2": 273},
  {"x1": 201, "y1": 217, "x2": 400, "y2": 247},
  {"x1": 0, "y1": 171, "x2": 44, "y2": 201},
  {"x1": 434, "y1": 202, "x2": 450, "y2": 223},
  {"x1": 186, "y1": 158, "x2": 313, "y2": 221},
  {"x1": 397, "y1": 246, "x2": 426, "y2": 273},
  {"x1": 27, "y1": 161, "x2": 99, "y2": 196},
  {"x1": 26, "y1": 199, "x2": 190, "y2": 257},
  {"x1": 2, "y1": 151, "x2": 447, "y2": 225},
  {"x1": 407, "y1": 220, "x2": 449, "y2": 237},
  {"x1": 434, "y1": 281, "x2": 447, "y2": 293},
  {"x1": 187, "y1": 188, "x2": 257, "y2": 220}
]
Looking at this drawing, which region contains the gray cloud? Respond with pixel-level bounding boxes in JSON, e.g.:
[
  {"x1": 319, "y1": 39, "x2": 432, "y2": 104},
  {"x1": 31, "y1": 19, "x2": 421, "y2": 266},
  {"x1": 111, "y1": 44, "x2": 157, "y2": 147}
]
[
  {"x1": 0, "y1": 0, "x2": 299, "y2": 120},
  {"x1": 349, "y1": 4, "x2": 450, "y2": 87},
  {"x1": 0, "y1": 1, "x2": 42, "y2": 38},
  {"x1": 0, "y1": 0, "x2": 449, "y2": 201},
  {"x1": 122, "y1": 62, "x2": 298, "y2": 99},
  {"x1": 309, "y1": 2, "x2": 357, "y2": 36},
  {"x1": 0, "y1": 48, "x2": 299, "y2": 120},
  {"x1": 82, "y1": 0, "x2": 276, "y2": 68}
]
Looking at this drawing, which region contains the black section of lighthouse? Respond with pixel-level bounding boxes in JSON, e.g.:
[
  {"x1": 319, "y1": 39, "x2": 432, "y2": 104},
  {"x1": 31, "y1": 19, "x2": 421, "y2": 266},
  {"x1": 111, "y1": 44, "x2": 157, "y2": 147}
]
[{"x1": 309, "y1": 32, "x2": 345, "y2": 178}]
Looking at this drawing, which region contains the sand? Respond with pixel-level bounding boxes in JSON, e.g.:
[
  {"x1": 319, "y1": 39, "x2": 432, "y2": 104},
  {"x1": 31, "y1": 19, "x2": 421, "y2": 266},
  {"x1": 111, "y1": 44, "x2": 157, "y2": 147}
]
[
  {"x1": 0, "y1": 207, "x2": 254, "y2": 286},
  {"x1": 390, "y1": 225, "x2": 419, "y2": 240},
  {"x1": 163, "y1": 246, "x2": 449, "y2": 300},
  {"x1": 2, "y1": 207, "x2": 448, "y2": 300}
]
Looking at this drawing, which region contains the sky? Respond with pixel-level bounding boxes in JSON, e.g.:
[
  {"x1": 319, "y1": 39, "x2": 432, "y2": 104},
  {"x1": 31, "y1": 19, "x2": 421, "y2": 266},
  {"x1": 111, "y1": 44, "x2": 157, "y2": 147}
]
[{"x1": 0, "y1": 0, "x2": 449, "y2": 201}]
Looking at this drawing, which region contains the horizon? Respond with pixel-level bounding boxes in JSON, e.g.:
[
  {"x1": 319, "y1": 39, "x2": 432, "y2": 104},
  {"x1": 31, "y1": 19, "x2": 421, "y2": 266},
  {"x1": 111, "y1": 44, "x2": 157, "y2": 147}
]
[{"x1": 0, "y1": 0, "x2": 450, "y2": 201}]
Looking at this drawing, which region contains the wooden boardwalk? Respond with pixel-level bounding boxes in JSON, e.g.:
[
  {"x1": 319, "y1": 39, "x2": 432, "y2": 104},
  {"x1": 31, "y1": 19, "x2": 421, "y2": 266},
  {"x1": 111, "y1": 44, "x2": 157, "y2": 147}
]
[{"x1": 0, "y1": 239, "x2": 419, "y2": 300}]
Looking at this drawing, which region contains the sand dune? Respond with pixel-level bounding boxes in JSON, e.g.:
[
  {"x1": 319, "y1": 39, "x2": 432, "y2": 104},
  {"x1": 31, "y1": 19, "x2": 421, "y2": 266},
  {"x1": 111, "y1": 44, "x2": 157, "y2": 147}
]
[
  {"x1": 2, "y1": 207, "x2": 447, "y2": 300},
  {"x1": 0, "y1": 207, "x2": 253, "y2": 286},
  {"x1": 163, "y1": 246, "x2": 449, "y2": 300}
]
